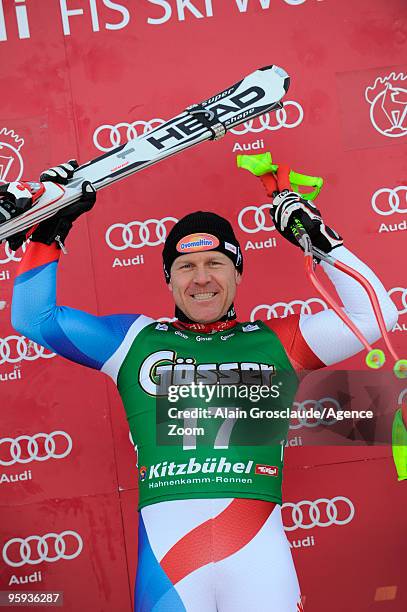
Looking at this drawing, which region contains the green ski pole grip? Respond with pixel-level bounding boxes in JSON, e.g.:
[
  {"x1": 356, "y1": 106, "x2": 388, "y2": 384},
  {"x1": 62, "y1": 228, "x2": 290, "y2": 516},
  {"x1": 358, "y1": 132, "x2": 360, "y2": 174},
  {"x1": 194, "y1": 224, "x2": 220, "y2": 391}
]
[
  {"x1": 392, "y1": 408, "x2": 407, "y2": 480},
  {"x1": 236, "y1": 153, "x2": 324, "y2": 201}
]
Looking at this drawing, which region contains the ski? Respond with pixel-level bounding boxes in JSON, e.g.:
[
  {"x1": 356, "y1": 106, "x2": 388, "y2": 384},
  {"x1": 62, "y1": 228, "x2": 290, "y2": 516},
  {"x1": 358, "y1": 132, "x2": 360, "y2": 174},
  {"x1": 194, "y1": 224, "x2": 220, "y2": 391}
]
[{"x1": 0, "y1": 65, "x2": 289, "y2": 244}]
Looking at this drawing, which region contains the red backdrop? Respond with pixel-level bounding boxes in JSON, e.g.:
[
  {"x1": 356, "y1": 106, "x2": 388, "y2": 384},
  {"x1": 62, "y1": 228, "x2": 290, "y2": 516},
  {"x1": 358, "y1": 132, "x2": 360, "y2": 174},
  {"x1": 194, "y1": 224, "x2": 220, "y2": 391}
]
[{"x1": 0, "y1": 1, "x2": 406, "y2": 610}]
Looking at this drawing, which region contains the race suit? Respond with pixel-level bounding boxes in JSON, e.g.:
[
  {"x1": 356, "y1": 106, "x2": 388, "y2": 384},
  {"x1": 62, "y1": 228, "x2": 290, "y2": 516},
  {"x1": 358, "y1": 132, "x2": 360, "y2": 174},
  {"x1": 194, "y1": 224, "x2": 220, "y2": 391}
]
[{"x1": 11, "y1": 241, "x2": 397, "y2": 611}]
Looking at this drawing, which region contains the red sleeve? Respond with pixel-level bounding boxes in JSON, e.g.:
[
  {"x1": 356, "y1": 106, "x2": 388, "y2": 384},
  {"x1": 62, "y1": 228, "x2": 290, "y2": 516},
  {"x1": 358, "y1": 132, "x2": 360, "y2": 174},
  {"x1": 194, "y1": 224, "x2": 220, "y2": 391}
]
[
  {"x1": 264, "y1": 315, "x2": 325, "y2": 372},
  {"x1": 17, "y1": 242, "x2": 60, "y2": 275}
]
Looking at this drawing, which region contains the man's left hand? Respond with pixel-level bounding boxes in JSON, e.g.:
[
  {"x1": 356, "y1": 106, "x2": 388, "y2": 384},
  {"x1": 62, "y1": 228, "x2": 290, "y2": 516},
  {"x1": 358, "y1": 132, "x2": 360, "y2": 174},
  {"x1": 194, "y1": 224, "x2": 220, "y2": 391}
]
[{"x1": 271, "y1": 190, "x2": 343, "y2": 253}]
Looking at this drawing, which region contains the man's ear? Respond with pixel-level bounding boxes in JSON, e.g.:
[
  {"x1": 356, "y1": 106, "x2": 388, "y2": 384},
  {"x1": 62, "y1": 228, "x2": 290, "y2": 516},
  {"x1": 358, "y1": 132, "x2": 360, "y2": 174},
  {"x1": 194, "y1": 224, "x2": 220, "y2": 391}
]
[
  {"x1": 235, "y1": 271, "x2": 242, "y2": 285},
  {"x1": 168, "y1": 279, "x2": 173, "y2": 292}
]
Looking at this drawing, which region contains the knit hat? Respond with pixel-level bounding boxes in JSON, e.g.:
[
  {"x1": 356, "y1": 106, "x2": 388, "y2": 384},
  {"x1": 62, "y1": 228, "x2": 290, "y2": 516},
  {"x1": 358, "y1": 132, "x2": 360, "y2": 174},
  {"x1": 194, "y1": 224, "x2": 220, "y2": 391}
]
[{"x1": 162, "y1": 211, "x2": 243, "y2": 282}]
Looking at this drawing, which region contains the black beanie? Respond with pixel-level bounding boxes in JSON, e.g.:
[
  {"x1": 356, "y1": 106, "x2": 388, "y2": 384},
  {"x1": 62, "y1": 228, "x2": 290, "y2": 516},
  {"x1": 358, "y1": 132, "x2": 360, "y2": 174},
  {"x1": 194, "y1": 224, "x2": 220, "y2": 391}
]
[{"x1": 162, "y1": 211, "x2": 243, "y2": 282}]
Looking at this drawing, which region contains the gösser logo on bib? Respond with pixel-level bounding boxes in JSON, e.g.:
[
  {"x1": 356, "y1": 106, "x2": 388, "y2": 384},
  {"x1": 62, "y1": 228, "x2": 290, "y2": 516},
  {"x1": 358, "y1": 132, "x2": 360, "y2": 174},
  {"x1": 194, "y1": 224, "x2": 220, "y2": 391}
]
[{"x1": 176, "y1": 233, "x2": 220, "y2": 253}]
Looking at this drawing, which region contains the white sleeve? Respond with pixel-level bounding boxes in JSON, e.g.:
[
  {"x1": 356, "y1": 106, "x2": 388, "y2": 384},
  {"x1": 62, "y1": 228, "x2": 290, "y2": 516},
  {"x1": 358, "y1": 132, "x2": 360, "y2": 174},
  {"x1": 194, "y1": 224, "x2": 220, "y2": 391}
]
[{"x1": 298, "y1": 246, "x2": 398, "y2": 366}]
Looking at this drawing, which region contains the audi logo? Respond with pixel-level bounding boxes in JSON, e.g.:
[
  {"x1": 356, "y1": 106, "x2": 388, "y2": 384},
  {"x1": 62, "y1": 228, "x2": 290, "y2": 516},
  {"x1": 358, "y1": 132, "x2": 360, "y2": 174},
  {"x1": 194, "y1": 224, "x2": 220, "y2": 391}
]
[
  {"x1": 388, "y1": 287, "x2": 407, "y2": 315},
  {"x1": 251, "y1": 298, "x2": 328, "y2": 321},
  {"x1": 0, "y1": 336, "x2": 55, "y2": 364},
  {"x1": 238, "y1": 204, "x2": 275, "y2": 233},
  {"x1": 282, "y1": 496, "x2": 355, "y2": 531},
  {"x1": 93, "y1": 119, "x2": 166, "y2": 152},
  {"x1": 0, "y1": 431, "x2": 73, "y2": 466},
  {"x1": 289, "y1": 398, "x2": 340, "y2": 430},
  {"x1": 92, "y1": 102, "x2": 303, "y2": 154},
  {"x1": 3, "y1": 531, "x2": 83, "y2": 567},
  {"x1": 230, "y1": 101, "x2": 304, "y2": 134},
  {"x1": 398, "y1": 388, "x2": 407, "y2": 406},
  {"x1": 105, "y1": 217, "x2": 178, "y2": 251},
  {"x1": 371, "y1": 186, "x2": 407, "y2": 216},
  {"x1": 0, "y1": 241, "x2": 28, "y2": 265}
]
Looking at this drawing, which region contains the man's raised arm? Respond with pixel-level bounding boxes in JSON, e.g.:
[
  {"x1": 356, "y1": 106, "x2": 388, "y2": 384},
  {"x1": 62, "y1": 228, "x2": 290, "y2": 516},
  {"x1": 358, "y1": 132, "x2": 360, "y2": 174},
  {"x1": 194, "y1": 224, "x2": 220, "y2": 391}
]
[
  {"x1": 263, "y1": 187, "x2": 398, "y2": 370},
  {"x1": 9, "y1": 162, "x2": 148, "y2": 372}
]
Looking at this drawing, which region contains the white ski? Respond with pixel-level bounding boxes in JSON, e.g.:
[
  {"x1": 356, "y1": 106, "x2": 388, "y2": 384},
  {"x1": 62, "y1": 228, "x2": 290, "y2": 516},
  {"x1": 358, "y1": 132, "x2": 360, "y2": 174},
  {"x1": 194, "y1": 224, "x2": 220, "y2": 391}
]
[{"x1": 0, "y1": 65, "x2": 289, "y2": 244}]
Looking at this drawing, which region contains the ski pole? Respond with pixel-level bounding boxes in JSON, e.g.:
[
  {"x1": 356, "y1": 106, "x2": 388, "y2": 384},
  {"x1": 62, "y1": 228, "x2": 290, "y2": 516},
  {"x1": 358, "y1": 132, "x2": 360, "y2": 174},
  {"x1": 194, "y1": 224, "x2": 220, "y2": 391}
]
[
  {"x1": 236, "y1": 152, "x2": 407, "y2": 379},
  {"x1": 237, "y1": 151, "x2": 407, "y2": 480},
  {"x1": 237, "y1": 151, "x2": 323, "y2": 201}
]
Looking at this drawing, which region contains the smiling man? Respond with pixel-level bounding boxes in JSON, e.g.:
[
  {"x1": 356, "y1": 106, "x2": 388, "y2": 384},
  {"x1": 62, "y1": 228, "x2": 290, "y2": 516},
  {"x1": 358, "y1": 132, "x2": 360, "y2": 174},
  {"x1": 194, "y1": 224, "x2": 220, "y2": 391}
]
[
  {"x1": 9, "y1": 163, "x2": 398, "y2": 611},
  {"x1": 168, "y1": 249, "x2": 240, "y2": 322},
  {"x1": 163, "y1": 212, "x2": 243, "y2": 325}
]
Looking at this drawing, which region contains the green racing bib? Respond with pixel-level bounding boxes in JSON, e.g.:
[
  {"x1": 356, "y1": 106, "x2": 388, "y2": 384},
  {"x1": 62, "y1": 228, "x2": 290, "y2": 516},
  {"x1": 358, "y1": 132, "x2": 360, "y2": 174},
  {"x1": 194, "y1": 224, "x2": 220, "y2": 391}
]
[{"x1": 116, "y1": 320, "x2": 298, "y2": 509}]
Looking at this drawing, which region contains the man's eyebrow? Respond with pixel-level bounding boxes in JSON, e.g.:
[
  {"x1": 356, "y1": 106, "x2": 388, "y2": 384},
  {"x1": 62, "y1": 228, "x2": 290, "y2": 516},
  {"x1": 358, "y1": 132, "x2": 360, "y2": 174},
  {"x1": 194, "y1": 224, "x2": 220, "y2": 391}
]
[{"x1": 175, "y1": 255, "x2": 225, "y2": 266}]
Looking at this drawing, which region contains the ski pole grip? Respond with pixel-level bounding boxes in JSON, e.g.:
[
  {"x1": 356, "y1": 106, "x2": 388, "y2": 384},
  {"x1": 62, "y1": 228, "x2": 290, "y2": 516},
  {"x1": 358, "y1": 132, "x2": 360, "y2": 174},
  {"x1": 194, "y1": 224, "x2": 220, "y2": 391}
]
[
  {"x1": 260, "y1": 173, "x2": 278, "y2": 197},
  {"x1": 276, "y1": 163, "x2": 291, "y2": 192},
  {"x1": 236, "y1": 153, "x2": 324, "y2": 200}
]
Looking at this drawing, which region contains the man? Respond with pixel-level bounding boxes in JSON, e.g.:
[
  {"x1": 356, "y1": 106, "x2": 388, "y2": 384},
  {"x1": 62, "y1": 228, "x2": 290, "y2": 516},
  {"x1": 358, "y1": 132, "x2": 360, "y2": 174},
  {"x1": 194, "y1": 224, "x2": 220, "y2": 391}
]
[{"x1": 7, "y1": 160, "x2": 397, "y2": 610}]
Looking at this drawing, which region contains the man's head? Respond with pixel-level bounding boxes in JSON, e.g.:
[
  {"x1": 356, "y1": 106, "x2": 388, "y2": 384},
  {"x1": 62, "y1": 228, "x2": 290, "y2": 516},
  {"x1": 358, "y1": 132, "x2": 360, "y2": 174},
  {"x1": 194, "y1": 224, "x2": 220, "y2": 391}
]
[{"x1": 162, "y1": 212, "x2": 243, "y2": 323}]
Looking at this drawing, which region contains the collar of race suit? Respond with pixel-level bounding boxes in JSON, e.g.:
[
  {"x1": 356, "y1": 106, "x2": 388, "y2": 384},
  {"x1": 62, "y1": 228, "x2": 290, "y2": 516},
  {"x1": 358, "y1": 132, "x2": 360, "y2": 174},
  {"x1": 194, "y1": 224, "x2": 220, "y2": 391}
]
[
  {"x1": 173, "y1": 302, "x2": 238, "y2": 332},
  {"x1": 173, "y1": 319, "x2": 238, "y2": 333}
]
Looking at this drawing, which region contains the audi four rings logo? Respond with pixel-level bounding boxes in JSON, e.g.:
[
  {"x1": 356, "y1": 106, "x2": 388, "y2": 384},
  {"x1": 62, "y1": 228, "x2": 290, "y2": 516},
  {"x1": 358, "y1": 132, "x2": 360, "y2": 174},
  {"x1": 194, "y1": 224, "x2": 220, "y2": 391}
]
[
  {"x1": 0, "y1": 336, "x2": 55, "y2": 364},
  {"x1": 0, "y1": 241, "x2": 27, "y2": 265},
  {"x1": 371, "y1": 186, "x2": 407, "y2": 216},
  {"x1": 0, "y1": 432, "x2": 73, "y2": 466},
  {"x1": 250, "y1": 298, "x2": 328, "y2": 321},
  {"x1": 92, "y1": 103, "x2": 303, "y2": 152},
  {"x1": 2, "y1": 531, "x2": 83, "y2": 567},
  {"x1": 282, "y1": 497, "x2": 355, "y2": 531},
  {"x1": 238, "y1": 204, "x2": 275, "y2": 233},
  {"x1": 93, "y1": 119, "x2": 166, "y2": 152},
  {"x1": 105, "y1": 217, "x2": 178, "y2": 251},
  {"x1": 289, "y1": 398, "x2": 340, "y2": 430},
  {"x1": 388, "y1": 287, "x2": 407, "y2": 315},
  {"x1": 230, "y1": 102, "x2": 304, "y2": 134}
]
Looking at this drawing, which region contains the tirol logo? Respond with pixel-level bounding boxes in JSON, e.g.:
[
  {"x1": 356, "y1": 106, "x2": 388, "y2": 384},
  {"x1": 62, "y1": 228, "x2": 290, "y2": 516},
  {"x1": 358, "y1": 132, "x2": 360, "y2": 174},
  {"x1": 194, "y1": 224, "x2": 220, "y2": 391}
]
[
  {"x1": 256, "y1": 464, "x2": 279, "y2": 477},
  {"x1": 365, "y1": 72, "x2": 407, "y2": 138},
  {"x1": 0, "y1": 128, "x2": 25, "y2": 183},
  {"x1": 176, "y1": 233, "x2": 219, "y2": 253},
  {"x1": 139, "y1": 466, "x2": 147, "y2": 481}
]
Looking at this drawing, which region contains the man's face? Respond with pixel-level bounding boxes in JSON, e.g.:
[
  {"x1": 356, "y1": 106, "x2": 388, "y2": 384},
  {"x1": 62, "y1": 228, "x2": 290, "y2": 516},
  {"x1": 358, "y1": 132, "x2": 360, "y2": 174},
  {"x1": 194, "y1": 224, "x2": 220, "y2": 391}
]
[{"x1": 168, "y1": 251, "x2": 242, "y2": 323}]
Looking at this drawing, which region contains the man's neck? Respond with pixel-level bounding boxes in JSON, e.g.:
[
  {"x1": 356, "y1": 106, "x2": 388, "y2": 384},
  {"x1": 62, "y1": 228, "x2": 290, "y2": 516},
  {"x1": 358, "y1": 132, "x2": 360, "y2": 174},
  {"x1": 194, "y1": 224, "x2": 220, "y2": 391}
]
[
  {"x1": 173, "y1": 319, "x2": 238, "y2": 333},
  {"x1": 174, "y1": 303, "x2": 238, "y2": 332}
]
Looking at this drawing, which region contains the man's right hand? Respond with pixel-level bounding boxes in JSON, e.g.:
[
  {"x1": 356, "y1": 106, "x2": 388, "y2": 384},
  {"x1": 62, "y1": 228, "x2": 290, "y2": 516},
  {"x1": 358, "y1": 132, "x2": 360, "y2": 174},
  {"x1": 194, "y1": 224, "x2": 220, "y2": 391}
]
[
  {"x1": 1, "y1": 182, "x2": 37, "y2": 252},
  {"x1": 0, "y1": 182, "x2": 33, "y2": 225},
  {"x1": 5, "y1": 160, "x2": 96, "y2": 252}
]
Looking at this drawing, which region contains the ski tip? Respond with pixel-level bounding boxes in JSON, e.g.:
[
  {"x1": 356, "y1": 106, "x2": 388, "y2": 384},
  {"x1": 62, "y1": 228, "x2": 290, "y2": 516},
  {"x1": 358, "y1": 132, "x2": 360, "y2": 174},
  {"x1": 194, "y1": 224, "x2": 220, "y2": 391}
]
[
  {"x1": 258, "y1": 65, "x2": 288, "y2": 78},
  {"x1": 258, "y1": 65, "x2": 290, "y2": 93}
]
